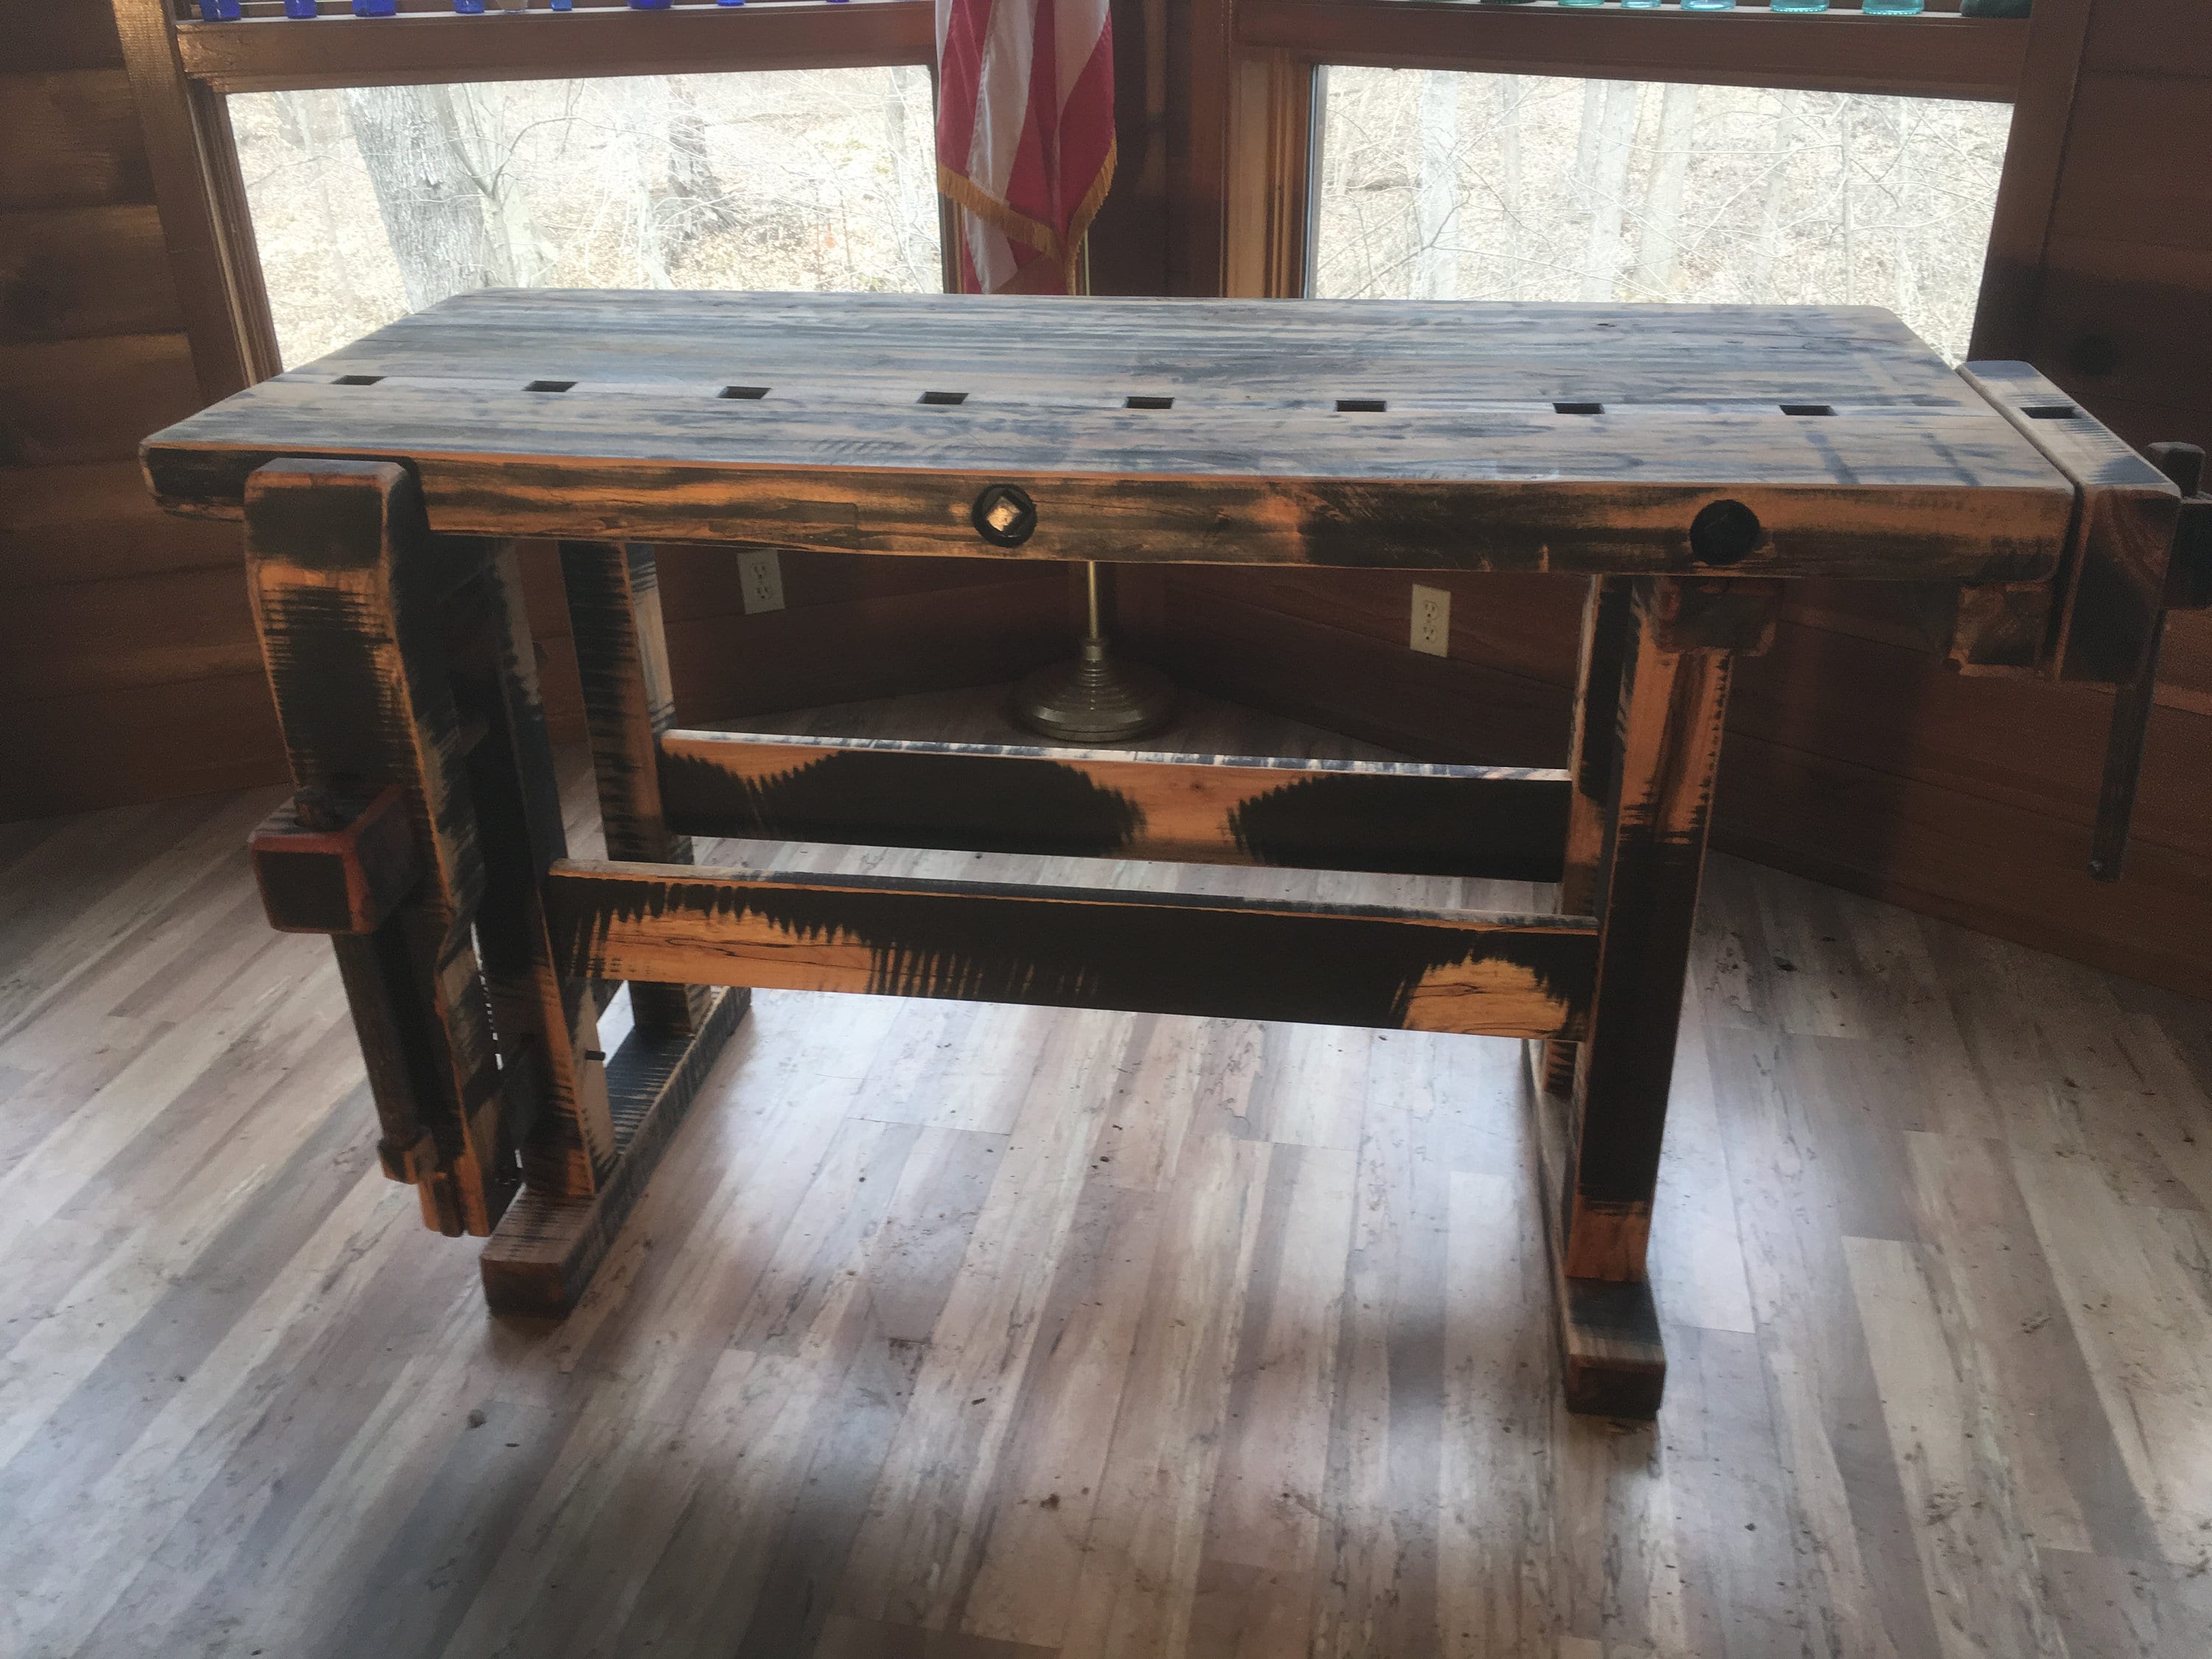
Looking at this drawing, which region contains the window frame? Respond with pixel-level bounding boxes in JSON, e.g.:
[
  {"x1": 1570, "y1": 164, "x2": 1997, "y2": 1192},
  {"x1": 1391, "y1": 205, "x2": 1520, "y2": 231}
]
[
  {"x1": 109, "y1": 0, "x2": 946, "y2": 403},
  {"x1": 1218, "y1": 0, "x2": 2036, "y2": 302}
]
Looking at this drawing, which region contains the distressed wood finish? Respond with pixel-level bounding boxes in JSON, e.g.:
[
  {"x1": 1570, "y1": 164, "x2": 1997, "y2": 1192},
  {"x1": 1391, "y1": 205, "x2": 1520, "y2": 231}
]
[
  {"x1": 658, "y1": 729, "x2": 1571, "y2": 881},
  {"x1": 545, "y1": 860, "x2": 1597, "y2": 1041},
  {"x1": 240, "y1": 458, "x2": 516, "y2": 1236},
  {"x1": 560, "y1": 540, "x2": 714, "y2": 1039},
  {"x1": 1542, "y1": 577, "x2": 1635, "y2": 1097},
  {"x1": 142, "y1": 293, "x2": 2076, "y2": 580},
  {"x1": 446, "y1": 548, "x2": 620, "y2": 1197},
  {"x1": 1562, "y1": 580, "x2": 1734, "y2": 1292},
  {"x1": 479, "y1": 984, "x2": 747, "y2": 1317},
  {"x1": 1961, "y1": 360, "x2": 2182, "y2": 686}
]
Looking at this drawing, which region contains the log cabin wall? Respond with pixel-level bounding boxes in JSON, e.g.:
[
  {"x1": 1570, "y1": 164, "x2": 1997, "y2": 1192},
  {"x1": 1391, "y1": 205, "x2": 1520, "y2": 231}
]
[
  {"x1": 1119, "y1": 0, "x2": 2212, "y2": 1001},
  {"x1": 0, "y1": 0, "x2": 1072, "y2": 824}
]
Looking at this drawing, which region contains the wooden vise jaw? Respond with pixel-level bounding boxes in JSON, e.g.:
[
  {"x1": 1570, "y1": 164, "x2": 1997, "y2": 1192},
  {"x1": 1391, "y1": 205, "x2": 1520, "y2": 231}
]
[{"x1": 248, "y1": 784, "x2": 422, "y2": 935}]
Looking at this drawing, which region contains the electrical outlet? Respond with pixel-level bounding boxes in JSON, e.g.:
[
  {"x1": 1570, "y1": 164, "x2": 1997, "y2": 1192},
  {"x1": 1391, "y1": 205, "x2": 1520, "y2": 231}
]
[
  {"x1": 1411, "y1": 583, "x2": 1450, "y2": 657},
  {"x1": 738, "y1": 549, "x2": 785, "y2": 614}
]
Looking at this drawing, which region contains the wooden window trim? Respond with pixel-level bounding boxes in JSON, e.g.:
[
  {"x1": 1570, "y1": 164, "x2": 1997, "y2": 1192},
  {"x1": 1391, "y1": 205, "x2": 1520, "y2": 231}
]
[
  {"x1": 1219, "y1": 0, "x2": 2039, "y2": 301},
  {"x1": 174, "y1": 1, "x2": 936, "y2": 97},
  {"x1": 1237, "y1": 1, "x2": 2028, "y2": 105}
]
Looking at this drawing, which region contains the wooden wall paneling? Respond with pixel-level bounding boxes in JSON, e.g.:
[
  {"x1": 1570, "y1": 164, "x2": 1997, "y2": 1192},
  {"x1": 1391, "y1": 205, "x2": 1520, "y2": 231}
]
[
  {"x1": 1170, "y1": 0, "x2": 1239, "y2": 295},
  {"x1": 0, "y1": 671, "x2": 283, "y2": 823},
  {"x1": 0, "y1": 71, "x2": 154, "y2": 211},
  {"x1": 0, "y1": 460, "x2": 239, "y2": 588},
  {"x1": 1088, "y1": 0, "x2": 1174, "y2": 297},
  {"x1": 0, "y1": 565, "x2": 262, "y2": 701},
  {"x1": 1, "y1": 204, "x2": 184, "y2": 343},
  {"x1": 109, "y1": 0, "x2": 279, "y2": 403},
  {"x1": 0, "y1": 332, "x2": 201, "y2": 467},
  {"x1": 0, "y1": 0, "x2": 128, "y2": 72}
]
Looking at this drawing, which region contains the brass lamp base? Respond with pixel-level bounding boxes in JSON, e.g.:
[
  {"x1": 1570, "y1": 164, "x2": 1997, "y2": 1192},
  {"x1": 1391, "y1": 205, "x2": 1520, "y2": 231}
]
[{"x1": 1012, "y1": 636, "x2": 1175, "y2": 744}]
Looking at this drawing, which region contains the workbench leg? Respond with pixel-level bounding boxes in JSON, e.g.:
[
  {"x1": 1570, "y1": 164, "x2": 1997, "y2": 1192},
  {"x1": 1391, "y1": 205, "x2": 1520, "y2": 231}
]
[
  {"x1": 1543, "y1": 577, "x2": 1635, "y2": 1096},
  {"x1": 244, "y1": 459, "x2": 521, "y2": 1238},
  {"x1": 1531, "y1": 576, "x2": 1736, "y2": 1419},
  {"x1": 475, "y1": 540, "x2": 748, "y2": 1316},
  {"x1": 557, "y1": 540, "x2": 718, "y2": 1039}
]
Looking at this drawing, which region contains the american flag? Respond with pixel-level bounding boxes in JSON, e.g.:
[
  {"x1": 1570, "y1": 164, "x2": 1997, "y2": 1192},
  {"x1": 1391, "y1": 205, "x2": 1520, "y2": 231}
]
[{"x1": 935, "y1": 0, "x2": 1116, "y2": 296}]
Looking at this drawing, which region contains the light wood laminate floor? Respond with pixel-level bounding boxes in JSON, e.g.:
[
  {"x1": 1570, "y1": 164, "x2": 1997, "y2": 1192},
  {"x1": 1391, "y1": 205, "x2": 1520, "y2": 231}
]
[{"x1": 1, "y1": 688, "x2": 2208, "y2": 1659}]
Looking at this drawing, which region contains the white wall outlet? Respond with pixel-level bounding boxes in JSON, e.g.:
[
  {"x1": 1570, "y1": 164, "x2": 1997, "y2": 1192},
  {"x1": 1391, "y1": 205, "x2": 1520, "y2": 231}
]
[
  {"x1": 1411, "y1": 583, "x2": 1450, "y2": 657},
  {"x1": 738, "y1": 549, "x2": 786, "y2": 615}
]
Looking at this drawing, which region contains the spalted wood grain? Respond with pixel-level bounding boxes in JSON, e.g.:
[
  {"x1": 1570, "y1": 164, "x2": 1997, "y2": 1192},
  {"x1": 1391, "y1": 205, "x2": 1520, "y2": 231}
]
[
  {"x1": 479, "y1": 984, "x2": 747, "y2": 1317},
  {"x1": 142, "y1": 292, "x2": 2074, "y2": 580},
  {"x1": 544, "y1": 858, "x2": 1597, "y2": 1040},
  {"x1": 1562, "y1": 577, "x2": 1734, "y2": 1284},
  {"x1": 658, "y1": 729, "x2": 1571, "y2": 880},
  {"x1": 242, "y1": 458, "x2": 516, "y2": 1236},
  {"x1": 560, "y1": 540, "x2": 713, "y2": 1039}
]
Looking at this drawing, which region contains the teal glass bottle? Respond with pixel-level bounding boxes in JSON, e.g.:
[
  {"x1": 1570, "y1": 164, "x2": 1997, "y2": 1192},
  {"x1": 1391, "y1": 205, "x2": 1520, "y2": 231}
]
[
  {"x1": 1621, "y1": 0, "x2": 1663, "y2": 9},
  {"x1": 1680, "y1": 0, "x2": 1737, "y2": 10},
  {"x1": 1559, "y1": 0, "x2": 1606, "y2": 9},
  {"x1": 1864, "y1": 0, "x2": 1926, "y2": 13},
  {"x1": 1772, "y1": 0, "x2": 1829, "y2": 12}
]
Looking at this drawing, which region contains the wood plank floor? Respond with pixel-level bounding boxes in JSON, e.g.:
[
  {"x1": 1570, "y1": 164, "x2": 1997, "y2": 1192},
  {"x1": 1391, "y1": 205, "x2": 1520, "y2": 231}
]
[{"x1": 1, "y1": 686, "x2": 2208, "y2": 1659}]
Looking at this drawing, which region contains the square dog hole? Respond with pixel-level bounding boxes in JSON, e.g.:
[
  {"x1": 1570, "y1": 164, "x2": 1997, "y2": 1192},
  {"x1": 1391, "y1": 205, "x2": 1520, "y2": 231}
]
[
  {"x1": 919, "y1": 390, "x2": 969, "y2": 406},
  {"x1": 333, "y1": 374, "x2": 383, "y2": 386},
  {"x1": 1781, "y1": 403, "x2": 1837, "y2": 417},
  {"x1": 526, "y1": 379, "x2": 577, "y2": 394},
  {"x1": 1126, "y1": 395, "x2": 1175, "y2": 409},
  {"x1": 1554, "y1": 401, "x2": 1604, "y2": 415},
  {"x1": 719, "y1": 386, "x2": 769, "y2": 400},
  {"x1": 1335, "y1": 398, "x2": 1387, "y2": 413},
  {"x1": 2024, "y1": 404, "x2": 2079, "y2": 420}
]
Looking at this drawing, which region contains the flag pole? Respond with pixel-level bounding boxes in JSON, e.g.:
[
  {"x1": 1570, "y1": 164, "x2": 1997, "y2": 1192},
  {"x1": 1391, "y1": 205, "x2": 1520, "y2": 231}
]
[{"x1": 1012, "y1": 238, "x2": 1176, "y2": 742}]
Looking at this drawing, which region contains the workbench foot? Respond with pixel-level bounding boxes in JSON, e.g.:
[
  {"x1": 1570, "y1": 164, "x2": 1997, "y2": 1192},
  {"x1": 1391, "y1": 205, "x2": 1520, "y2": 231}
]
[
  {"x1": 480, "y1": 987, "x2": 748, "y2": 1316},
  {"x1": 1524, "y1": 1041, "x2": 1666, "y2": 1419}
]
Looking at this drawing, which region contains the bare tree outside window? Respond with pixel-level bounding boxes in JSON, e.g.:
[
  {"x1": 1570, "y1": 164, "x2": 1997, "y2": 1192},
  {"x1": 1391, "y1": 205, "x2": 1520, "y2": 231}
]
[
  {"x1": 231, "y1": 68, "x2": 943, "y2": 369},
  {"x1": 1315, "y1": 68, "x2": 2011, "y2": 364}
]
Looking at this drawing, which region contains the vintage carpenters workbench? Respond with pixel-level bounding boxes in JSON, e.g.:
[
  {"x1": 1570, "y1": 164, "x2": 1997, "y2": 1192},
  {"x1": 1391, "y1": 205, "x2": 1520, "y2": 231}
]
[{"x1": 142, "y1": 291, "x2": 2211, "y2": 1417}]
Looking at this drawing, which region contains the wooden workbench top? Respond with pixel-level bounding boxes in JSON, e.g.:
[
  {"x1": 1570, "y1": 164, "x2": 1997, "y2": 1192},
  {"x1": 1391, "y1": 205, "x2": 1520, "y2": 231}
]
[{"x1": 143, "y1": 291, "x2": 2076, "y2": 580}]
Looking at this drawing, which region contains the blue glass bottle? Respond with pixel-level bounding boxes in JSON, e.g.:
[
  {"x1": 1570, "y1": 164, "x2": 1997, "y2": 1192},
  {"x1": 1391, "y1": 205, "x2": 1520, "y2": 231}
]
[
  {"x1": 352, "y1": 0, "x2": 396, "y2": 15},
  {"x1": 628, "y1": 0, "x2": 672, "y2": 10},
  {"x1": 195, "y1": 0, "x2": 241, "y2": 18},
  {"x1": 453, "y1": 0, "x2": 484, "y2": 12},
  {"x1": 1864, "y1": 0, "x2": 1925, "y2": 11},
  {"x1": 550, "y1": 0, "x2": 571, "y2": 11},
  {"x1": 716, "y1": 0, "x2": 745, "y2": 8},
  {"x1": 283, "y1": 0, "x2": 316, "y2": 15}
]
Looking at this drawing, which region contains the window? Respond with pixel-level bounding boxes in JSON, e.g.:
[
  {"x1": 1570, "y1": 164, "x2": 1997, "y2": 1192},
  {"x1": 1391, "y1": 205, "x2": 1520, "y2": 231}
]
[
  {"x1": 231, "y1": 67, "x2": 942, "y2": 369},
  {"x1": 1313, "y1": 68, "x2": 2011, "y2": 364}
]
